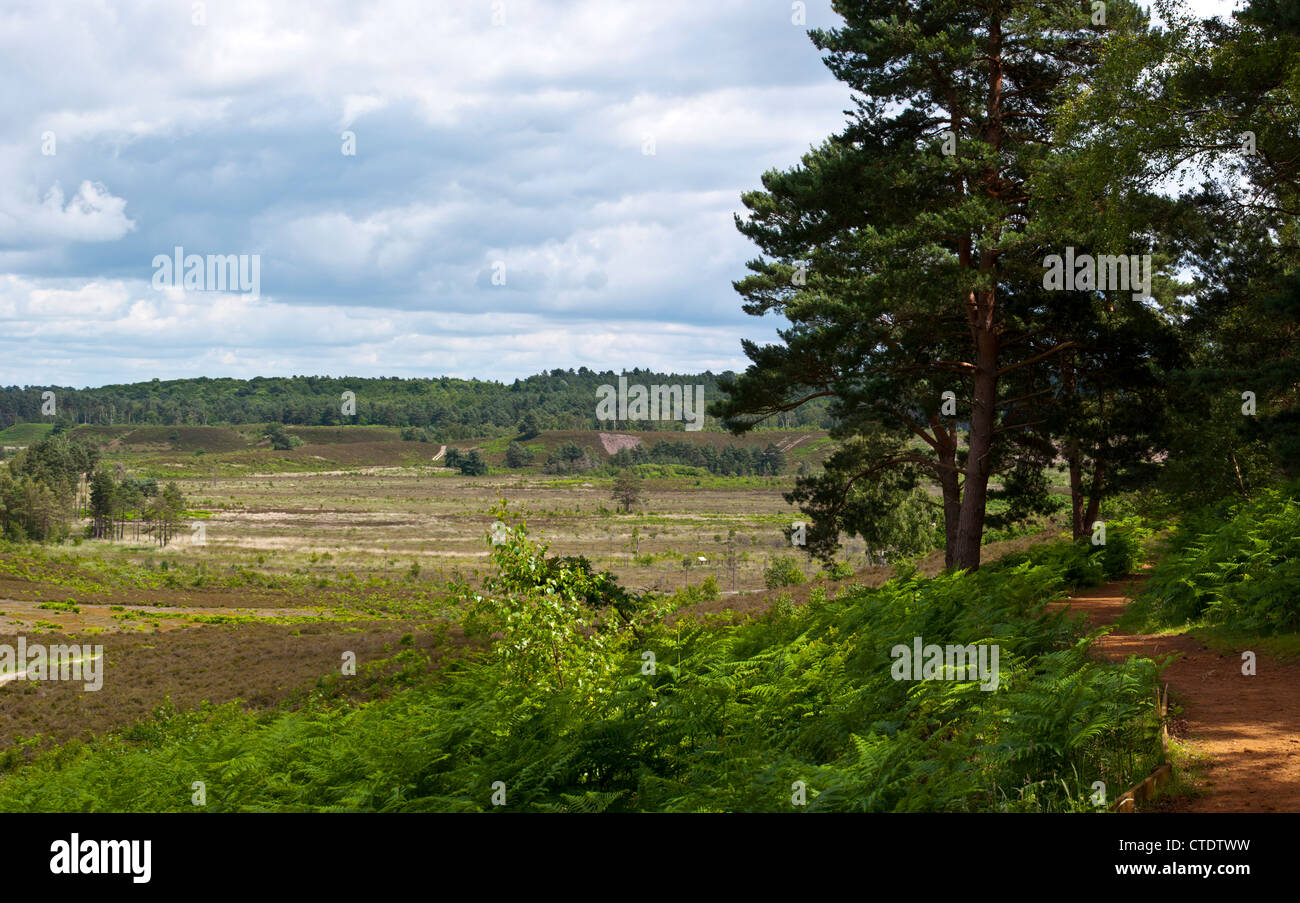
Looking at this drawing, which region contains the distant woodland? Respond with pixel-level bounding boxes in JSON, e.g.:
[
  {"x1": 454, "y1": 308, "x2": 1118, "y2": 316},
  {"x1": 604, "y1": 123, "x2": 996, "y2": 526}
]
[{"x1": 0, "y1": 371, "x2": 835, "y2": 437}]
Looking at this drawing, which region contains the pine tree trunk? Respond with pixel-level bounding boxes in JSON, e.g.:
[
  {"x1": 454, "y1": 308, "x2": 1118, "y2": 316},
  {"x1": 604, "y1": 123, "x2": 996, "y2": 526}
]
[
  {"x1": 937, "y1": 448, "x2": 962, "y2": 571},
  {"x1": 1084, "y1": 457, "x2": 1107, "y2": 531},
  {"x1": 1063, "y1": 352, "x2": 1086, "y2": 539},
  {"x1": 953, "y1": 305, "x2": 1000, "y2": 571},
  {"x1": 949, "y1": 18, "x2": 1006, "y2": 573}
]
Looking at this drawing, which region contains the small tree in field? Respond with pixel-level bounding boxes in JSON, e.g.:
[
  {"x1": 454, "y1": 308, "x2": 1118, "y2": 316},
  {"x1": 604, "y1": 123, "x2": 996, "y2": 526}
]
[
  {"x1": 458, "y1": 450, "x2": 488, "y2": 476},
  {"x1": 764, "y1": 555, "x2": 806, "y2": 589},
  {"x1": 504, "y1": 441, "x2": 534, "y2": 468},
  {"x1": 146, "y1": 481, "x2": 187, "y2": 547},
  {"x1": 611, "y1": 471, "x2": 644, "y2": 512},
  {"x1": 518, "y1": 411, "x2": 543, "y2": 440},
  {"x1": 462, "y1": 505, "x2": 625, "y2": 691}
]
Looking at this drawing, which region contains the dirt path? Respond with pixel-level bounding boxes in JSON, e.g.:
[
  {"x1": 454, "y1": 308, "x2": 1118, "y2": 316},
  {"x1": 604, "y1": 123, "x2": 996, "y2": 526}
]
[{"x1": 1059, "y1": 576, "x2": 1300, "y2": 812}]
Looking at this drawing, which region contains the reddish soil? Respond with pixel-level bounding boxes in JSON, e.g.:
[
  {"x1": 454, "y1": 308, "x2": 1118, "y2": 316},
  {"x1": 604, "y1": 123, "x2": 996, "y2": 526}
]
[
  {"x1": 1059, "y1": 577, "x2": 1300, "y2": 813},
  {"x1": 599, "y1": 433, "x2": 642, "y2": 455}
]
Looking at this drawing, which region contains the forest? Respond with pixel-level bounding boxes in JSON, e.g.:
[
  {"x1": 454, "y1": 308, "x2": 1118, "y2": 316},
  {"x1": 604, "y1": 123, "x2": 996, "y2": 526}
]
[
  {"x1": 0, "y1": 371, "x2": 834, "y2": 438},
  {"x1": 0, "y1": 430, "x2": 188, "y2": 545}
]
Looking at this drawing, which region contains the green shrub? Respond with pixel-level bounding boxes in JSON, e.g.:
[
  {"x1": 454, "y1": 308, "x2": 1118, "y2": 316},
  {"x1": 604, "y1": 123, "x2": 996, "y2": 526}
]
[
  {"x1": 764, "y1": 555, "x2": 806, "y2": 589},
  {"x1": 993, "y1": 541, "x2": 1104, "y2": 588},
  {"x1": 992, "y1": 520, "x2": 1151, "y2": 588},
  {"x1": 1136, "y1": 488, "x2": 1300, "y2": 634},
  {"x1": 1099, "y1": 529, "x2": 1142, "y2": 579},
  {"x1": 824, "y1": 561, "x2": 854, "y2": 581}
]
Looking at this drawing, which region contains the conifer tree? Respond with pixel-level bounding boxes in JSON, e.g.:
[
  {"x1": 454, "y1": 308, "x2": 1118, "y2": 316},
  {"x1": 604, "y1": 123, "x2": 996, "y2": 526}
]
[{"x1": 713, "y1": 0, "x2": 1159, "y2": 568}]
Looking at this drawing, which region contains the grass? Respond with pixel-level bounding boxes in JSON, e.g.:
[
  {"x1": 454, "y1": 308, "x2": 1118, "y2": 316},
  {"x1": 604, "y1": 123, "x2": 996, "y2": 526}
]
[
  {"x1": 0, "y1": 422, "x2": 54, "y2": 443},
  {"x1": 1149, "y1": 736, "x2": 1212, "y2": 811}
]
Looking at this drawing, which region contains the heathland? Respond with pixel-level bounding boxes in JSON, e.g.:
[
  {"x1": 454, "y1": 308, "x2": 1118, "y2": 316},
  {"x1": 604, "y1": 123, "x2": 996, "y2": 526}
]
[{"x1": 1, "y1": 417, "x2": 1294, "y2": 811}]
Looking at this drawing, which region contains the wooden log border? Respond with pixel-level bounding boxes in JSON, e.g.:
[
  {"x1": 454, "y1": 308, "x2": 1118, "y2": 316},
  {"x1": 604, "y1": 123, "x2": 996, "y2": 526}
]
[{"x1": 1110, "y1": 683, "x2": 1172, "y2": 813}]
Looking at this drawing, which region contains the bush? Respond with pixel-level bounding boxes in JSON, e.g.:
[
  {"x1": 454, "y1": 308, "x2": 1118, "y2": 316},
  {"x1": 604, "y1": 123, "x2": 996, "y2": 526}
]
[
  {"x1": 992, "y1": 520, "x2": 1151, "y2": 589},
  {"x1": 824, "y1": 561, "x2": 855, "y2": 581},
  {"x1": 764, "y1": 555, "x2": 806, "y2": 589},
  {"x1": 545, "y1": 441, "x2": 597, "y2": 475},
  {"x1": 458, "y1": 450, "x2": 488, "y2": 476},
  {"x1": 265, "y1": 424, "x2": 303, "y2": 450},
  {"x1": 1135, "y1": 488, "x2": 1300, "y2": 634},
  {"x1": 504, "y1": 441, "x2": 534, "y2": 468},
  {"x1": 1099, "y1": 529, "x2": 1142, "y2": 580}
]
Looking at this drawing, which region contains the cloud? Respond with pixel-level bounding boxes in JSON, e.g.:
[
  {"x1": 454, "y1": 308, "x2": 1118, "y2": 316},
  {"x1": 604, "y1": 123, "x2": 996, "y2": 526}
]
[
  {"x1": 0, "y1": 273, "x2": 778, "y2": 386},
  {"x1": 0, "y1": 181, "x2": 135, "y2": 246},
  {"x1": 0, "y1": 0, "x2": 844, "y2": 385}
]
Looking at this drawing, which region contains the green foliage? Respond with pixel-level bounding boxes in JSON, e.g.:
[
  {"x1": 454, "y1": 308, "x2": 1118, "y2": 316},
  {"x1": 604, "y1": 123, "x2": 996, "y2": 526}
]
[
  {"x1": 610, "y1": 440, "x2": 785, "y2": 476},
  {"x1": 517, "y1": 411, "x2": 543, "y2": 440},
  {"x1": 457, "y1": 450, "x2": 488, "y2": 476},
  {"x1": 504, "y1": 441, "x2": 534, "y2": 468},
  {"x1": 1099, "y1": 528, "x2": 1146, "y2": 581},
  {"x1": 763, "y1": 555, "x2": 806, "y2": 589},
  {"x1": 610, "y1": 471, "x2": 644, "y2": 512},
  {"x1": 993, "y1": 519, "x2": 1151, "y2": 588},
  {"x1": 784, "y1": 435, "x2": 940, "y2": 564},
  {"x1": 0, "y1": 371, "x2": 836, "y2": 435},
  {"x1": 0, "y1": 432, "x2": 101, "y2": 542},
  {"x1": 37, "y1": 600, "x2": 80, "y2": 614},
  {"x1": 460, "y1": 505, "x2": 636, "y2": 689},
  {"x1": 265, "y1": 424, "x2": 303, "y2": 451},
  {"x1": 823, "y1": 561, "x2": 854, "y2": 581},
  {"x1": 0, "y1": 546, "x2": 1162, "y2": 813},
  {"x1": 544, "y1": 442, "x2": 596, "y2": 475},
  {"x1": 1133, "y1": 488, "x2": 1300, "y2": 634}
]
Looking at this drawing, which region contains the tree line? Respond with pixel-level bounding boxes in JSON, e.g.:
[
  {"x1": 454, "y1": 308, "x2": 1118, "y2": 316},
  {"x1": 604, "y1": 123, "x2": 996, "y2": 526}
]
[
  {"x1": 0, "y1": 370, "x2": 835, "y2": 438},
  {"x1": 440, "y1": 439, "x2": 790, "y2": 478},
  {"x1": 609, "y1": 440, "x2": 788, "y2": 477}
]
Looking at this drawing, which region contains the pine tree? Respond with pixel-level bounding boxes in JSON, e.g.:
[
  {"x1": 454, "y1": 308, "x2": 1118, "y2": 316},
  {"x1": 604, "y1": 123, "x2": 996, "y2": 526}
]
[
  {"x1": 713, "y1": 0, "x2": 1155, "y2": 569},
  {"x1": 459, "y1": 450, "x2": 488, "y2": 476},
  {"x1": 505, "y1": 441, "x2": 534, "y2": 468},
  {"x1": 89, "y1": 470, "x2": 116, "y2": 540}
]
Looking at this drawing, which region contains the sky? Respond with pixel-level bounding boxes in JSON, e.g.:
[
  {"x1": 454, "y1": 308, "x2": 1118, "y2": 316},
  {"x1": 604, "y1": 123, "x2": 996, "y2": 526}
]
[{"x1": 0, "y1": 0, "x2": 1243, "y2": 389}]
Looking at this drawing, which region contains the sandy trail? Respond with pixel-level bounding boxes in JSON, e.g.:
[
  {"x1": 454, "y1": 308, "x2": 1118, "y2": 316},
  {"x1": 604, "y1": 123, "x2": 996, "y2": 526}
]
[{"x1": 1059, "y1": 576, "x2": 1300, "y2": 812}]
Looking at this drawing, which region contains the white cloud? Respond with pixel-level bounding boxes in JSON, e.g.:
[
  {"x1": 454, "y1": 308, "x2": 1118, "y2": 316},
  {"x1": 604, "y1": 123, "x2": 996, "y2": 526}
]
[
  {"x1": 0, "y1": 274, "x2": 769, "y2": 385},
  {"x1": 0, "y1": 181, "x2": 135, "y2": 246}
]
